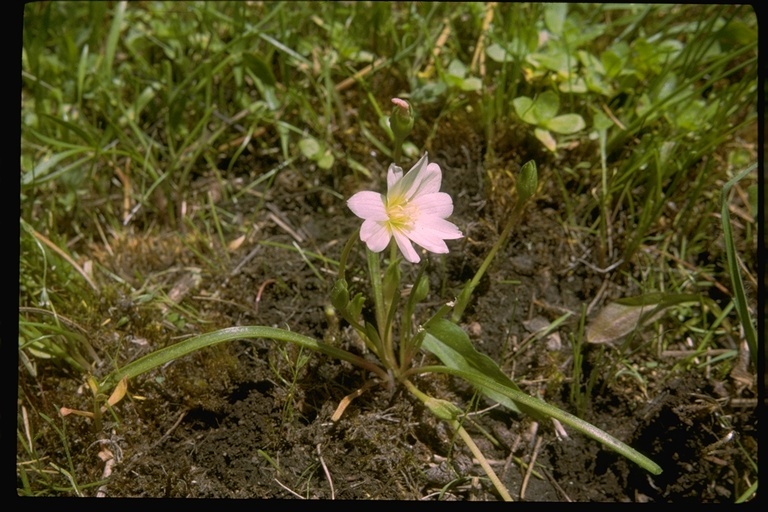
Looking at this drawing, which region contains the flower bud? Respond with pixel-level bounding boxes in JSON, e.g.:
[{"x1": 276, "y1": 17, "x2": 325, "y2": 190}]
[
  {"x1": 390, "y1": 98, "x2": 414, "y2": 141},
  {"x1": 412, "y1": 273, "x2": 429, "y2": 304},
  {"x1": 331, "y1": 278, "x2": 350, "y2": 311},
  {"x1": 517, "y1": 160, "x2": 538, "y2": 203}
]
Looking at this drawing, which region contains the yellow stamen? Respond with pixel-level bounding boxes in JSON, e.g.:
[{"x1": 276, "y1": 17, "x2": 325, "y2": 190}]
[{"x1": 386, "y1": 197, "x2": 417, "y2": 231}]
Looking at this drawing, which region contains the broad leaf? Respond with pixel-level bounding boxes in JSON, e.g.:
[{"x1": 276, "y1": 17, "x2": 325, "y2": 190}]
[
  {"x1": 299, "y1": 137, "x2": 321, "y2": 159},
  {"x1": 486, "y1": 43, "x2": 513, "y2": 63},
  {"x1": 544, "y1": 113, "x2": 586, "y2": 134},
  {"x1": 535, "y1": 91, "x2": 560, "y2": 120},
  {"x1": 424, "y1": 319, "x2": 536, "y2": 418},
  {"x1": 544, "y1": 3, "x2": 568, "y2": 35},
  {"x1": 512, "y1": 96, "x2": 537, "y2": 124}
]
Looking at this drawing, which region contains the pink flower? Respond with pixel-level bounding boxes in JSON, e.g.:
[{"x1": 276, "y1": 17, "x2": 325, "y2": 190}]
[{"x1": 347, "y1": 154, "x2": 463, "y2": 263}]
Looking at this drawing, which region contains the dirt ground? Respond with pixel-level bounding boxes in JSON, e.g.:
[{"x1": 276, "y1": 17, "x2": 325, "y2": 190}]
[{"x1": 18, "y1": 126, "x2": 757, "y2": 501}]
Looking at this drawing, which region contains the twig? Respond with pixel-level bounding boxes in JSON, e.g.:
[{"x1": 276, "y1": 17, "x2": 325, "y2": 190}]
[
  {"x1": 419, "y1": 18, "x2": 452, "y2": 79},
  {"x1": 110, "y1": 158, "x2": 132, "y2": 224},
  {"x1": 586, "y1": 278, "x2": 610, "y2": 316},
  {"x1": 230, "y1": 244, "x2": 261, "y2": 277},
  {"x1": 541, "y1": 467, "x2": 573, "y2": 502},
  {"x1": 21, "y1": 406, "x2": 33, "y2": 454},
  {"x1": 661, "y1": 348, "x2": 733, "y2": 357},
  {"x1": 255, "y1": 279, "x2": 276, "y2": 314},
  {"x1": 335, "y1": 57, "x2": 388, "y2": 92},
  {"x1": 317, "y1": 444, "x2": 335, "y2": 499},
  {"x1": 266, "y1": 203, "x2": 305, "y2": 243},
  {"x1": 154, "y1": 411, "x2": 187, "y2": 449},
  {"x1": 275, "y1": 478, "x2": 305, "y2": 499},
  {"x1": 601, "y1": 102, "x2": 627, "y2": 130},
  {"x1": 520, "y1": 435, "x2": 543, "y2": 500},
  {"x1": 470, "y1": 2, "x2": 496, "y2": 77}
]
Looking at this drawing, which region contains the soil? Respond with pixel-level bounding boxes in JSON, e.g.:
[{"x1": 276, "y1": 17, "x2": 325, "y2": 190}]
[{"x1": 17, "y1": 125, "x2": 758, "y2": 501}]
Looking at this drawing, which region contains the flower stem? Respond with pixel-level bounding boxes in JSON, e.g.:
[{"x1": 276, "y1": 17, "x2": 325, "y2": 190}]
[
  {"x1": 393, "y1": 137, "x2": 403, "y2": 167},
  {"x1": 382, "y1": 243, "x2": 401, "y2": 365},
  {"x1": 367, "y1": 249, "x2": 386, "y2": 335},
  {"x1": 367, "y1": 248, "x2": 397, "y2": 369},
  {"x1": 337, "y1": 229, "x2": 359, "y2": 280},
  {"x1": 451, "y1": 200, "x2": 525, "y2": 323}
]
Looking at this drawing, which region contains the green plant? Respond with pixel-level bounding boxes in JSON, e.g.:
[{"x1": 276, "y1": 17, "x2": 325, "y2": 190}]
[
  {"x1": 91, "y1": 100, "x2": 662, "y2": 502},
  {"x1": 21, "y1": 3, "x2": 756, "y2": 500},
  {"x1": 513, "y1": 90, "x2": 586, "y2": 152}
]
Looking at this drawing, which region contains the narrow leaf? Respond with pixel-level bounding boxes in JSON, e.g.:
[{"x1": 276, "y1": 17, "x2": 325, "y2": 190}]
[{"x1": 721, "y1": 163, "x2": 757, "y2": 368}]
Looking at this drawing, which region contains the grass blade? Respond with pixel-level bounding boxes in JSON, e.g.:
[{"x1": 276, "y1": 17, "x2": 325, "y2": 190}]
[{"x1": 720, "y1": 163, "x2": 757, "y2": 368}]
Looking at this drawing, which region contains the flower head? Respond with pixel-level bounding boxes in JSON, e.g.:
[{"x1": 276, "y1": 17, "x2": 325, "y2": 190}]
[{"x1": 347, "y1": 153, "x2": 463, "y2": 263}]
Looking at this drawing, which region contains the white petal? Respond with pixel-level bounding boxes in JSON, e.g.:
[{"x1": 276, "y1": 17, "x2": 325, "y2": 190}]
[
  {"x1": 360, "y1": 220, "x2": 391, "y2": 252},
  {"x1": 404, "y1": 160, "x2": 442, "y2": 200},
  {"x1": 348, "y1": 191, "x2": 388, "y2": 221},
  {"x1": 418, "y1": 216, "x2": 463, "y2": 239},
  {"x1": 389, "y1": 153, "x2": 441, "y2": 201},
  {"x1": 387, "y1": 163, "x2": 404, "y2": 189},
  {"x1": 392, "y1": 229, "x2": 420, "y2": 263},
  {"x1": 405, "y1": 225, "x2": 450, "y2": 254},
  {"x1": 411, "y1": 192, "x2": 454, "y2": 218}
]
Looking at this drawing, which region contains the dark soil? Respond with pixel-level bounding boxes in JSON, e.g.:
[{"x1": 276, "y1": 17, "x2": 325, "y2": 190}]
[{"x1": 18, "y1": 139, "x2": 757, "y2": 501}]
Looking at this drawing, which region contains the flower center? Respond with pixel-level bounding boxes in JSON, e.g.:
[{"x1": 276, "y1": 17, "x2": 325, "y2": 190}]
[{"x1": 386, "y1": 197, "x2": 417, "y2": 231}]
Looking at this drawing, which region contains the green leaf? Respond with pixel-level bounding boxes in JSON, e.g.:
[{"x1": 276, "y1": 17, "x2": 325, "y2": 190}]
[
  {"x1": 544, "y1": 113, "x2": 586, "y2": 134},
  {"x1": 578, "y1": 50, "x2": 605, "y2": 75},
  {"x1": 447, "y1": 59, "x2": 467, "y2": 79},
  {"x1": 423, "y1": 319, "x2": 528, "y2": 417},
  {"x1": 512, "y1": 96, "x2": 536, "y2": 124},
  {"x1": 559, "y1": 76, "x2": 587, "y2": 94},
  {"x1": 460, "y1": 77, "x2": 482, "y2": 92},
  {"x1": 514, "y1": 92, "x2": 561, "y2": 126},
  {"x1": 40, "y1": 114, "x2": 96, "y2": 146},
  {"x1": 21, "y1": 148, "x2": 94, "y2": 187},
  {"x1": 562, "y1": 16, "x2": 605, "y2": 47},
  {"x1": 718, "y1": 19, "x2": 757, "y2": 47},
  {"x1": 348, "y1": 294, "x2": 365, "y2": 321},
  {"x1": 601, "y1": 42, "x2": 630, "y2": 78},
  {"x1": 721, "y1": 164, "x2": 758, "y2": 368},
  {"x1": 425, "y1": 364, "x2": 663, "y2": 475},
  {"x1": 533, "y1": 91, "x2": 560, "y2": 121},
  {"x1": 528, "y1": 51, "x2": 568, "y2": 74},
  {"x1": 317, "y1": 150, "x2": 334, "y2": 170},
  {"x1": 97, "y1": 326, "x2": 386, "y2": 393},
  {"x1": 299, "y1": 137, "x2": 321, "y2": 159},
  {"x1": 544, "y1": 3, "x2": 568, "y2": 35},
  {"x1": 102, "y1": 1, "x2": 126, "y2": 82},
  {"x1": 486, "y1": 43, "x2": 512, "y2": 63},
  {"x1": 330, "y1": 278, "x2": 350, "y2": 311},
  {"x1": 592, "y1": 109, "x2": 612, "y2": 132}
]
